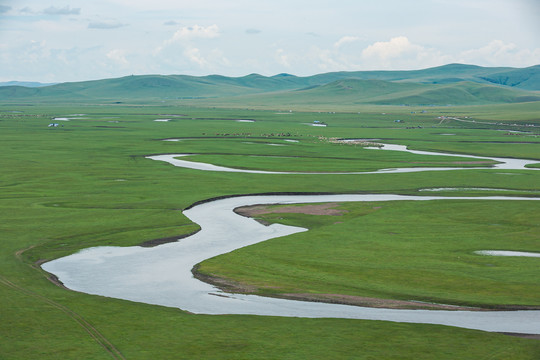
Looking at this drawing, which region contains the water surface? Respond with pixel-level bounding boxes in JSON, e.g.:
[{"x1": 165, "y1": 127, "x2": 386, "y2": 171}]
[
  {"x1": 43, "y1": 194, "x2": 540, "y2": 334},
  {"x1": 42, "y1": 144, "x2": 540, "y2": 333}
]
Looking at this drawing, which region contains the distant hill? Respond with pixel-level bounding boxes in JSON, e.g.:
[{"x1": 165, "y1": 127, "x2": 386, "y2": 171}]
[
  {"x1": 222, "y1": 79, "x2": 540, "y2": 107},
  {"x1": 0, "y1": 74, "x2": 310, "y2": 102},
  {"x1": 478, "y1": 65, "x2": 540, "y2": 90},
  {"x1": 299, "y1": 64, "x2": 540, "y2": 89},
  {"x1": 0, "y1": 64, "x2": 539, "y2": 105}
]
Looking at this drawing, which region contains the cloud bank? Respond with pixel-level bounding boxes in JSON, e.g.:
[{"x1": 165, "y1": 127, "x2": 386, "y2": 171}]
[{"x1": 2, "y1": 1, "x2": 538, "y2": 82}]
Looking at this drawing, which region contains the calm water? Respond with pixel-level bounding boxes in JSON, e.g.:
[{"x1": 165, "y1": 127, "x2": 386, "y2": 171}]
[
  {"x1": 42, "y1": 194, "x2": 540, "y2": 334},
  {"x1": 147, "y1": 143, "x2": 540, "y2": 174},
  {"x1": 42, "y1": 145, "x2": 540, "y2": 333}
]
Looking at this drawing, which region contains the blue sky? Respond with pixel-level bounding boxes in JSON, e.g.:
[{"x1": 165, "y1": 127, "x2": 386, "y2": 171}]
[{"x1": 0, "y1": 0, "x2": 539, "y2": 82}]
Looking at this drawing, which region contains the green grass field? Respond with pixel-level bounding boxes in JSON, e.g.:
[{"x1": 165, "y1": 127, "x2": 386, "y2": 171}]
[
  {"x1": 1, "y1": 98, "x2": 539, "y2": 359},
  {"x1": 199, "y1": 200, "x2": 540, "y2": 308}
]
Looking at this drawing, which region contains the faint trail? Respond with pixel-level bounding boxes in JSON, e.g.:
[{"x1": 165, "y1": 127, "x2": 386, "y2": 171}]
[{"x1": 3, "y1": 246, "x2": 126, "y2": 360}]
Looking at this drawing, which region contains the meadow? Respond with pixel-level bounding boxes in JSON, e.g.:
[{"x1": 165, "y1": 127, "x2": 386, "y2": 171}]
[
  {"x1": 1, "y1": 98, "x2": 539, "y2": 359},
  {"x1": 200, "y1": 200, "x2": 540, "y2": 308}
]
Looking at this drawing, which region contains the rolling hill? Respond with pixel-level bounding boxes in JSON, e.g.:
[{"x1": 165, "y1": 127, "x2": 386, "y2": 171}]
[
  {"x1": 206, "y1": 79, "x2": 540, "y2": 107},
  {"x1": 1, "y1": 64, "x2": 539, "y2": 105},
  {"x1": 478, "y1": 65, "x2": 540, "y2": 90}
]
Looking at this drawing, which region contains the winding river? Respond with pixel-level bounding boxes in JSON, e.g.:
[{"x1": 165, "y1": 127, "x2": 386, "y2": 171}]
[
  {"x1": 146, "y1": 143, "x2": 540, "y2": 174},
  {"x1": 42, "y1": 144, "x2": 540, "y2": 334}
]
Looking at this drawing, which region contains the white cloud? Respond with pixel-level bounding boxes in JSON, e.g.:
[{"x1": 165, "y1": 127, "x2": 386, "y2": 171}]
[
  {"x1": 170, "y1": 24, "x2": 220, "y2": 42},
  {"x1": 458, "y1": 40, "x2": 540, "y2": 67},
  {"x1": 362, "y1": 36, "x2": 422, "y2": 60},
  {"x1": 107, "y1": 49, "x2": 129, "y2": 66},
  {"x1": 154, "y1": 24, "x2": 221, "y2": 59},
  {"x1": 25, "y1": 40, "x2": 50, "y2": 62},
  {"x1": 306, "y1": 46, "x2": 344, "y2": 72},
  {"x1": 43, "y1": 6, "x2": 81, "y2": 15},
  {"x1": 275, "y1": 49, "x2": 290, "y2": 68},
  {"x1": 334, "y1": 36, "x2": 360, "y2": 48},
  {"x1": 461, "y1": 40, "x2": 516, "y2": 59},
  {"x1": 184, "y1": 47, "x2": 208, "y2": 67},
  {"x1": 0, "y1": 5, "x2": 11, "y2": 13},
  {"x1": 2, "y1": 1, "x2": 539, "y2": 82},
  {"x1": 358, "y1": 36, "x2": 451, "y2": 69},
  {"x1": 181, "y1": 47, "x2": 230, "y2": 70},
  {"x1": 0, "y1": 39, "x2": 107, "y2": 82}
]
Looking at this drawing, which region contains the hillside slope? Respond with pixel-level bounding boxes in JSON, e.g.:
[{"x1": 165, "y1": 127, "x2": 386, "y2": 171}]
[
  {"x1": 212, "y1": 79, "x2": 540, "y2": 107},
  {"x1": 1, "y1": 64, "x2": 539, "y2": 104},
  {"x1": 479, "y1": 65, "x2": 540, "y2": 90}
]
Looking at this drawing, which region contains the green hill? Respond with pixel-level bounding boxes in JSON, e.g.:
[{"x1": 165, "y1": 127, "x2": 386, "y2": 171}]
[
  {"x1": 209, "y1": 79, "x2": 540, "y2": 107},
  {"x1": 365, "y1": 81, "x2": 540, "y2": 105},
  {"x1": 303, "y1": 64, "x2": 539, "y2": 88},
  {"x1": 255, "y1": 79, "x2": 427, "y2": 105},
  {"x1": 0, "y1": 73, "x2": 310, "y2": 102},
  {"x1": 479, "y1": 65, "x2": 540, "y2": 90},
  {"x1": 1, "y1": 64, "x2": 539, "y2": 104}
]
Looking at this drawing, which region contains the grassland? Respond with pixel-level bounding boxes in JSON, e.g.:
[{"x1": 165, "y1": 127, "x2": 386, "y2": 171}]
[
  {"x1": 199, "y1": 200, "x2": 540, "y2": 308},
  {"x1": 1, "y1": 95, "x2": 539, "y2": 359}
]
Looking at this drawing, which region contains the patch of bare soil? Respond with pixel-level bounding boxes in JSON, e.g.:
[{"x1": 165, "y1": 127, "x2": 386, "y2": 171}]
[{"x1": 235, "y1": 202, "x2": 347, "y2": 217}]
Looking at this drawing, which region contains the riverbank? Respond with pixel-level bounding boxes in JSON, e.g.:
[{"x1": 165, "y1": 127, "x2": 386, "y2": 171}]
[
  {"x1": 197, "y1": 201, "x2": 540, "y2": 312},
  {"x1": 42, "y1": 193, "x2": 540, "y2": 334},
  {"x1": 191, "y1": 267, "x2": 489, "y2": 311}
]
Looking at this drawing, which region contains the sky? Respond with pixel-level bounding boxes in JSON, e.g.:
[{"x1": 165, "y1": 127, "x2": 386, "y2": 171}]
[{"x1": 0, "y1": 0, "x2": 539, "y2": 82}]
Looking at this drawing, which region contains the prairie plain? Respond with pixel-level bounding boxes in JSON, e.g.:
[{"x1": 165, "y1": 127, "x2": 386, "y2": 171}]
[{"x1": 1, "y1": 66, "x2": 540, "y2": 359}]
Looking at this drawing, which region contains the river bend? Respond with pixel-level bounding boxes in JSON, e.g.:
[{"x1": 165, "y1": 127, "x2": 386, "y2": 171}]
[{"x1": 42, "y1": 145, "x2": 540, "y2": 334}]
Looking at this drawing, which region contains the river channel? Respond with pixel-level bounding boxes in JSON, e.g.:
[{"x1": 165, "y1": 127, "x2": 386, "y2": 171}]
[
  {"x1": 146, "y1": 143, "x2": 540, "y2": 174},
  {"x1": 42, "y1": 145, "x2": 540, "y2": 334}
]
